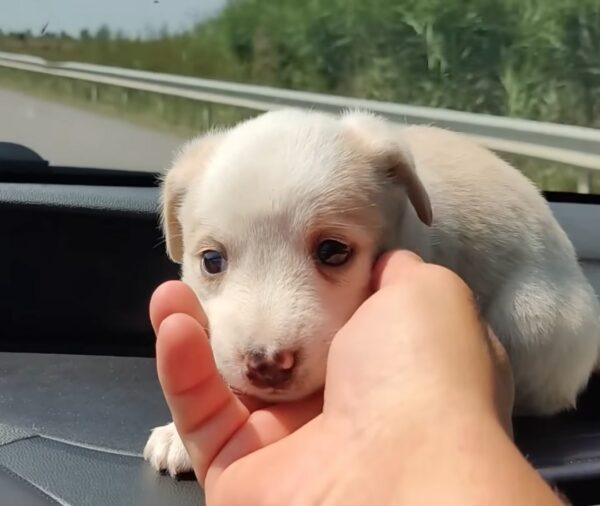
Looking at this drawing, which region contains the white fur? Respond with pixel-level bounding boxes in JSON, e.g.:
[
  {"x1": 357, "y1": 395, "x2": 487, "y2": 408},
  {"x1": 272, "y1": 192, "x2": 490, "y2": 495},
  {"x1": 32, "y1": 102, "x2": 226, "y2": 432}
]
[
  {"x1": 143, "y1": 422, "x2": 191, "y2": 477},
  {"x1": 144, "y1": 108, "x2": 600, "y2": 474}
]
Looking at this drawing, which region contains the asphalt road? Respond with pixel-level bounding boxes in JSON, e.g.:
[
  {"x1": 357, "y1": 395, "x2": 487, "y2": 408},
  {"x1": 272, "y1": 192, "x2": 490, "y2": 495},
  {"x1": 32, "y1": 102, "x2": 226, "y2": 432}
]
[{"x1": 0, "y1": 87, "x2": 186, "y2": 172}]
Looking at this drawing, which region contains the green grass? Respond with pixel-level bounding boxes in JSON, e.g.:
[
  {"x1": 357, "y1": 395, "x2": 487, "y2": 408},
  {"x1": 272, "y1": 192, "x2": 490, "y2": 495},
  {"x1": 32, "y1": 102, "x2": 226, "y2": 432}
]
[
  {"x1": 0, "y1": 67, "x2": 256, "y2": 139},
  {"x1": 1, "y1": 66, "x2": 596, "y2": 193},
  {"x1": 502, "y1": 154, "x2": 599, "y2": 194},
  {"x1": 2, "y1": 0, "x2": 599, "y2": 128}
]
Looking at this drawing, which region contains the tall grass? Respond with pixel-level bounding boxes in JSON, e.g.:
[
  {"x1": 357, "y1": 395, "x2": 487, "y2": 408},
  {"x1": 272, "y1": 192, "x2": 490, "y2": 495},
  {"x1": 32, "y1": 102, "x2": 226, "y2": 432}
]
[
  {"x1": 0, "y1": 67, "x2": 254, "y2": 137},
  {"x1": 2, "y1": 0, "x2": 598, "y2": 128},
  {"x1": 0, "y1": 0, "x2": 597, "y2": 191}
]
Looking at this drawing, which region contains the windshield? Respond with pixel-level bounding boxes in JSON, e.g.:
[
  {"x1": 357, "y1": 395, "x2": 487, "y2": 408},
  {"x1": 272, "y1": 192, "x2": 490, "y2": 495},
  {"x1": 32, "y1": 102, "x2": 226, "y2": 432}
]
[{"x1": 1, "y1": 0, "x2": 598, "y2": 194}]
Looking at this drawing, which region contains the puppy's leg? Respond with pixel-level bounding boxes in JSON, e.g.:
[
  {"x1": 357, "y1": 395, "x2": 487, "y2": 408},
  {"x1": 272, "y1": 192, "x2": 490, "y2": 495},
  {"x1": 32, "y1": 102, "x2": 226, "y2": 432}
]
[
  {"x1": 487, "y1": 268, "x2": 600, "y2": 416},
  {"x1": 143, "y1": 422, "x2": 193, "y2": 476}
]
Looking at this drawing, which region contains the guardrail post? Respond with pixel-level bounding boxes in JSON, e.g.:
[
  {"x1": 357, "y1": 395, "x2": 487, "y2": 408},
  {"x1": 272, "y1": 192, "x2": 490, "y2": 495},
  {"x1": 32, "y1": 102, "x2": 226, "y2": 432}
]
[
  {"x1": 577, "y1": 171, "x2": 592, "y2": 194},
  {"x1": 90, "y1": 85, "x2": 98, "y2": 103},
  {"x1": 202, "y1": 105, "x2": 212, "y2": 129}
]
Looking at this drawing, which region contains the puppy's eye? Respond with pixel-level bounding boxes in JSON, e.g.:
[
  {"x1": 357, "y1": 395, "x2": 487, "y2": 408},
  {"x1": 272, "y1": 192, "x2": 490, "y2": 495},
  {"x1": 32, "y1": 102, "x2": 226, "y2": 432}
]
[
  {"x1": 201, "y1": 250, "x2": 227, "y2": 274},
  {"x1": 315, "y1": 240, "x2": 351, "y2": 266}
]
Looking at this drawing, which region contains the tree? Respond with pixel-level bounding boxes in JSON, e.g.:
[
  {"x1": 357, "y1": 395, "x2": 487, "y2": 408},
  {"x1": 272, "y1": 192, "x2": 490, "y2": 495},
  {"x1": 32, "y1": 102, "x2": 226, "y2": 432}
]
[{"x1": 96, "y1": 25, "x2": 111, "y2": 41}]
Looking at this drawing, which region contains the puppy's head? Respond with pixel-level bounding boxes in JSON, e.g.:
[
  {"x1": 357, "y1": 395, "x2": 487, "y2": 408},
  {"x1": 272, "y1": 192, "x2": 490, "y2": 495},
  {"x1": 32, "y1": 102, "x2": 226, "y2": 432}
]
[{"x1": 161, "y1": 109, "x2": 431, "y2": 401}]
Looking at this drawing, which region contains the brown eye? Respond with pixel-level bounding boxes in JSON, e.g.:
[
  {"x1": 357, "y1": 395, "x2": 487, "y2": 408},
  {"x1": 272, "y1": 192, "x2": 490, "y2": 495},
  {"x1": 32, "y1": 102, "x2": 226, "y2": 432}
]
[
  {"x1": 201, "y1": 250, "x2": 226, "y2": 274},
  {"x1": 315, "y1": 240, "x2": 352, "y2": 266}
]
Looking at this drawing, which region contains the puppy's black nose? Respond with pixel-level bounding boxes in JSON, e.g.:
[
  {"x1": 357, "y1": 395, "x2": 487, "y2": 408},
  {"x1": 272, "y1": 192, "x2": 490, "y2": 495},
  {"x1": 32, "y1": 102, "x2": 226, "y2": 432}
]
[{"x1": 245, "y1": 350, "x2": 297, "y2": 389}]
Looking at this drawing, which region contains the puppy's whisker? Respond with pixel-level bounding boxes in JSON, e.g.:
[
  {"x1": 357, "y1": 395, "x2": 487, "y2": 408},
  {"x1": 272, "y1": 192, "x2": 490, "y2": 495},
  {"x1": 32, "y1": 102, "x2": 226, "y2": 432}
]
[
  {"x1": 164, "y1": 232, "x2": 183, "y2": 239},
  {"x1": 314, "y1": 203, "x2": 378, "y2": 216},
  {"x1": 335, "y1": 203, "x2": 378, "y2": 213},
  {"x1": 323, "y1": 222, "x2": 384, "y2": 232}
]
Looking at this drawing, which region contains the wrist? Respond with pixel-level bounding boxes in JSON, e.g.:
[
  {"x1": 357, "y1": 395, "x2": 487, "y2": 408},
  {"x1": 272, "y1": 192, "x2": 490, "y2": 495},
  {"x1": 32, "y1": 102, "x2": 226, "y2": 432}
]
[{"x1": 313, "y1": 405, "x2": 509, "y2": 506}]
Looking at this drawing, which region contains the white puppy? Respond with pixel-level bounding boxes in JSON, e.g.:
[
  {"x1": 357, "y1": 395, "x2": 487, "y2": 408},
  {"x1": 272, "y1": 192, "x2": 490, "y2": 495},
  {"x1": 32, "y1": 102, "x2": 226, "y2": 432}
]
[{"x1": 144, "y1": 108, "x2": 600, "y2": 476}]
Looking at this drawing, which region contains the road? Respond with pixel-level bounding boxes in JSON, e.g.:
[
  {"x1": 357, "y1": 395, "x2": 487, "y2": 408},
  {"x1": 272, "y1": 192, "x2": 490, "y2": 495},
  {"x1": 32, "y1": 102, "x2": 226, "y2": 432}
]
[{"x1": 0, "y1": 88, "x2": 186, "y2": 172}]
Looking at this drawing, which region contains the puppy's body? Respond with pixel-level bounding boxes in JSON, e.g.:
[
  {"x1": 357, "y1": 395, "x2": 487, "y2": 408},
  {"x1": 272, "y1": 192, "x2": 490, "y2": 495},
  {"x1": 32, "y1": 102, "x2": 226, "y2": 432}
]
[
  {"x1": 144, "y1": 109, "x2": 600, "y2": 475},
  {"x1": 396, "y1": 126, "x2": 599, "y2": 414}
]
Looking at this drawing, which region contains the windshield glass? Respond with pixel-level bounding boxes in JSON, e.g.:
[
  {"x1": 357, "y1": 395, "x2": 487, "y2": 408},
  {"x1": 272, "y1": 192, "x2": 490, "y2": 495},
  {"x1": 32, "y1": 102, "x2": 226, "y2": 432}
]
[{"x1": 1, "y1": 0, "x2": 598, "y2": 194}]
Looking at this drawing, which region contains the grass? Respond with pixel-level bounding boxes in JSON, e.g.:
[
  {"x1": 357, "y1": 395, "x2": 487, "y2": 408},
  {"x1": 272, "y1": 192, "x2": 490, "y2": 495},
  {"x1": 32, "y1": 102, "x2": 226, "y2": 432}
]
[
  {"x1": 503, "y1": 154, "x2": 599, "y2": 194},
  {"x1": 2, "y1": 0, "x2": 599, "y2": 128},
  {"x1": 0, "y1": 67, "x2": 255, "y2": 139},
  {"x1": 0, "y1": 66, "x2": 596, "y2": 193}
]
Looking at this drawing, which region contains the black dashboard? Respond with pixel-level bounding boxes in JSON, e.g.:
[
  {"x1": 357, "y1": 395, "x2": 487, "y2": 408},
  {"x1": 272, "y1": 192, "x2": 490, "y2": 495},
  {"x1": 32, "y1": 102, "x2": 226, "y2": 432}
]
[{"x1": 0, "y1": 162, "x2": 599, "y2": 505}]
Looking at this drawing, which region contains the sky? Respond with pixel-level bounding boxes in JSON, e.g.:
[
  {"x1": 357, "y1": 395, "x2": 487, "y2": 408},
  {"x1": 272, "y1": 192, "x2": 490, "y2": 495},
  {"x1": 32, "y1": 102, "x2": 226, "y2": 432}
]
[{"x1": 0, "y1": 0, "x2": 228, "y2": 37}]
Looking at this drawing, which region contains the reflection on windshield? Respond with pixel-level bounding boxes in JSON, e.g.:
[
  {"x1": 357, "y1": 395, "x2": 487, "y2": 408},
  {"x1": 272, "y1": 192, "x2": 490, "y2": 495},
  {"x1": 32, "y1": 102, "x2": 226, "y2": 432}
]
[{"x1": 0, "y1": 0, "x2": 598, "y2": 193}]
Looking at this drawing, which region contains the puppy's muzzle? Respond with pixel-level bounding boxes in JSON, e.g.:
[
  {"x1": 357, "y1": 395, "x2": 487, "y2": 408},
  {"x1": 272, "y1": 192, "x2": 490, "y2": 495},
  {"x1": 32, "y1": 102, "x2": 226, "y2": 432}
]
[{"x1": 244, "y1": 349, "x2": 298, "y2": 390}]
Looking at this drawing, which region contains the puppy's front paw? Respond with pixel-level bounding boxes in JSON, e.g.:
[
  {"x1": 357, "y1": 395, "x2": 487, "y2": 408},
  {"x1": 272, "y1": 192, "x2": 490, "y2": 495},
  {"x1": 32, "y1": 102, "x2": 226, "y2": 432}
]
[{"x1": 143, "y1": 422, "x2": 193, "y2": 477}]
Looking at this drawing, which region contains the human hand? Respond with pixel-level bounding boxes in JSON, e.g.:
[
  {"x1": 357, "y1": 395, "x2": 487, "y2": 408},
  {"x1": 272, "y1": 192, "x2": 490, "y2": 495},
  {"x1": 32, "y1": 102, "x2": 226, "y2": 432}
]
[{"x1": 150, "y1": 251, "x2": 559, "y2": 506}]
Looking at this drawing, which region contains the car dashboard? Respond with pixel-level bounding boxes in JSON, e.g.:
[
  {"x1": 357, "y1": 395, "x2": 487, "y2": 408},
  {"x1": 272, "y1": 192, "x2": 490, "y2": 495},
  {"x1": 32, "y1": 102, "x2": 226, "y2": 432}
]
[{"x1": 1, "y1": 162, "x2": 600, "y2": 505}]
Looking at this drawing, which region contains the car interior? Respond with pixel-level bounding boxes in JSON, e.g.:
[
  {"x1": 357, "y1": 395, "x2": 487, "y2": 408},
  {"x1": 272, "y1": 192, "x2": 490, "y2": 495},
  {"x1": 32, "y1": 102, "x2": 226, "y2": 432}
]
[
  {"x1": 3, "y1": 0, "x2": 600, "y2": 503},
  {"x1": 0, "y1": 142, "x2": 600, "y2": 505}
]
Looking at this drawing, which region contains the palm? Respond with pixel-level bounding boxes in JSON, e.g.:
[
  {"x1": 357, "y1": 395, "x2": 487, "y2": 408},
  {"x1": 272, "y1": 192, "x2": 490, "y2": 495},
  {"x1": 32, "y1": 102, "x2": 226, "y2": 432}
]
[
  {"x1": 149, "y1": 281, "x2": 326, "y2": 503},
  {"x1": 206, "y1": 412, "x2": 331, "y2": 505}
]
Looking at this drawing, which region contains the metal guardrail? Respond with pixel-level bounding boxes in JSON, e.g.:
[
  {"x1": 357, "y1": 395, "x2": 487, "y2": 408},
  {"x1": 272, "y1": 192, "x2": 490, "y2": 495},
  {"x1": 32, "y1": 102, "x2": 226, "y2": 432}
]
[{"x1": 1, "y1": 50, "x2": 599, "y2": 192}]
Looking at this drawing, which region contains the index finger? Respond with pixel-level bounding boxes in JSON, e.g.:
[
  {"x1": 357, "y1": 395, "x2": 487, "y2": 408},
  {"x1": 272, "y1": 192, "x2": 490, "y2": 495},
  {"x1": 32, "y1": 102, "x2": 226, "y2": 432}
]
[{"x1": 371, "y1": 250, "x2": 425, "y2": 291}]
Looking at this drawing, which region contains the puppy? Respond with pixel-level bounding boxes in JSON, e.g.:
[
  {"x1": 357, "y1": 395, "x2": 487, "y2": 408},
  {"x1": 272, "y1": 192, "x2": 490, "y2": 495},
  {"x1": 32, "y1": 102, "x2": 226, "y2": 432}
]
[{"x1": 144, "y1": 108, "x2": 600, "y2": 476}]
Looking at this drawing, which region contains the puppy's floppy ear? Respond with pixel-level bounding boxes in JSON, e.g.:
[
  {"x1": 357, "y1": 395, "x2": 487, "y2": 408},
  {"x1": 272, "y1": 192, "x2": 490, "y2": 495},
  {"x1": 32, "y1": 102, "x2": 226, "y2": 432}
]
[
  {"x1": 377, "y1": 147, "x2": 433, "y2": 226},
  {"x1": 341, "y1": 111, "x2": 433, "y2": 226},
  {"x1": 160, "y1": 132, "x2": 223, "y2": 263}
]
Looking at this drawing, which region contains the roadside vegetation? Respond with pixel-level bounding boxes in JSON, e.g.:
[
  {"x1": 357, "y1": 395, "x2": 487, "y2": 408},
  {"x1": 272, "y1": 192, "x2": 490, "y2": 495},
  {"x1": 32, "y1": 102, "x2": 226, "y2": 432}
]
[{"x1": 1, "y1": 0, "x2": 598, "y2": 190}]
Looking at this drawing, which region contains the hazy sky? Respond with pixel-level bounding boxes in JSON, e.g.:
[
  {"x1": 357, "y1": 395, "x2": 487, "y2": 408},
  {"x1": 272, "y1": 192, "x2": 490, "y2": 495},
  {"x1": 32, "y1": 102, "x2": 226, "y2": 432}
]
[{"x1": 1, "y1": 0, "x2": 228, "y2": 37}]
